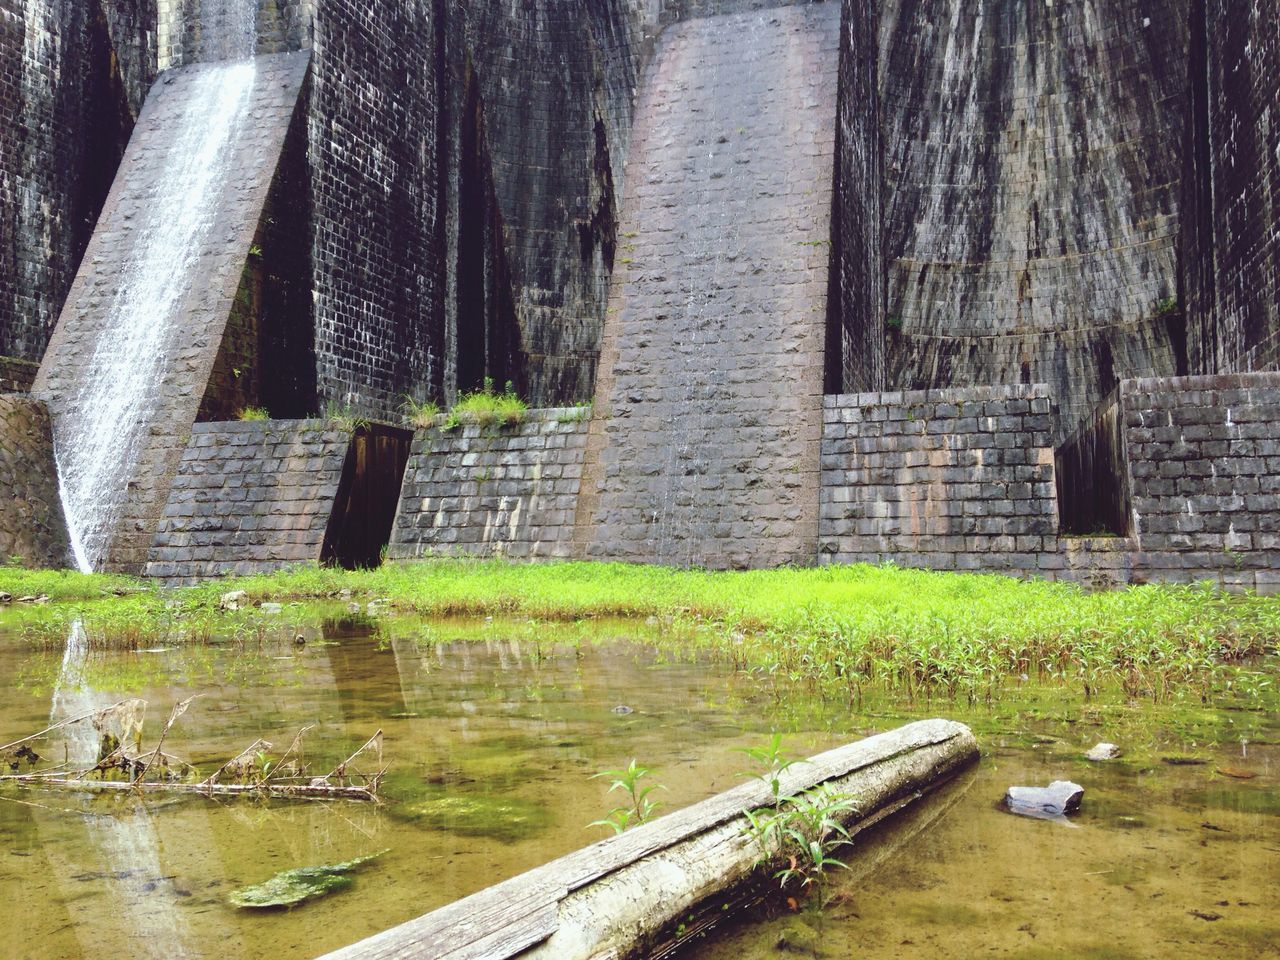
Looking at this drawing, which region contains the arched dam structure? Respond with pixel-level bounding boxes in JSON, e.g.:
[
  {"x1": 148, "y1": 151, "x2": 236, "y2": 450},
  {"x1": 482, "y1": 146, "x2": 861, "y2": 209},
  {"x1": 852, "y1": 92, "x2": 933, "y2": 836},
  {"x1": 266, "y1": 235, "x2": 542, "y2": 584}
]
[{"x1": 0, "y1": 0, "x2": 1277, "y2": 589}]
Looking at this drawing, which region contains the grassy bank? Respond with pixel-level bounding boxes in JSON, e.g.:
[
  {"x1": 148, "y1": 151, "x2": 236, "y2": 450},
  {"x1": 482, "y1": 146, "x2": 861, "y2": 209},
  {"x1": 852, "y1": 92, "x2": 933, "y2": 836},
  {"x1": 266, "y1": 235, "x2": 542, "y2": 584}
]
[{"x1": 2, "y1": 560, "x2": 1277, "y2": 702}]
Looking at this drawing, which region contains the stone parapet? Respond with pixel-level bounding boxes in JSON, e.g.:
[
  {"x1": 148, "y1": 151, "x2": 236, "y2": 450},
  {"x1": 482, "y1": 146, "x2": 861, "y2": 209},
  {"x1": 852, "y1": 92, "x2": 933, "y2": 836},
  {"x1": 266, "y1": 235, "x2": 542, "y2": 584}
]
[
  {"x1": 819, "y1": 384, "x2": 1059, "y2": 575},
  {"x1": 388, "y1": 410, "x2": 590, "y2": 561},
  {"x1": 145, "y1": 419, "x2": 350, "y2": 583}
]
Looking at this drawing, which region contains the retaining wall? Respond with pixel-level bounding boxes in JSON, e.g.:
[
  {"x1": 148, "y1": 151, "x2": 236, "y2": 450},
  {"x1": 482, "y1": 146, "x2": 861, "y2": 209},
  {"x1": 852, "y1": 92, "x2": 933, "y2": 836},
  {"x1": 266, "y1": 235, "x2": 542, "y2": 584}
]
[
  {"x1": 819, "y1": 375, "x2": 1280, "y2": 592},
  {"x1": 819, "y1": 385, "x2": 1059, "y2": 574},
  {"x1": 0, "y1": 395, "x2": 69, "y2": 568},
  {"x1": 145, "y1": 419, "x2": 350, "y2": 582},
  {"x1": 388, "y1": 410, "x2": 589, "y2": 560}
]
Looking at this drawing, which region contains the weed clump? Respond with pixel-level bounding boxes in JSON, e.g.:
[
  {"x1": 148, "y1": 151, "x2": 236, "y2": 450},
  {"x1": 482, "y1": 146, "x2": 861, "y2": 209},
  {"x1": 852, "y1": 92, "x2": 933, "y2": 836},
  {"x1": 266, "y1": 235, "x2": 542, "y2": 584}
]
[
  {"x1": 445, "y1": 378, "x2": 527, "y2": 429},
  {"x1": 237, "y1": 406, "x2": 270, "y2": 422}
]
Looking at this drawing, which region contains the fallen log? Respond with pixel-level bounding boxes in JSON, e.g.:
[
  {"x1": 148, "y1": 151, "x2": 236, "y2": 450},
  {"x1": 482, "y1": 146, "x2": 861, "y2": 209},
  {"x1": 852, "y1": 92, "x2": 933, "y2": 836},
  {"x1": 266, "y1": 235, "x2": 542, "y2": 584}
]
[{"x1": 317, "y1": 718, "x2": 979, "y2": 960}]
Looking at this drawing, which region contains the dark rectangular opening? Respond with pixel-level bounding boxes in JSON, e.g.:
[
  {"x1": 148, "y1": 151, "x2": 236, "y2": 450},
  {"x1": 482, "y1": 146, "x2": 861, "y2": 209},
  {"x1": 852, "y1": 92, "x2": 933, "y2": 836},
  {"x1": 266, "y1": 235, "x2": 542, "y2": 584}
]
[
  {"x1": 1054, "y1": 394, "x2": 1131, "y2": 537},
  {"x1": 322, "y1": 423, "x2": 413, "y2": 569}
]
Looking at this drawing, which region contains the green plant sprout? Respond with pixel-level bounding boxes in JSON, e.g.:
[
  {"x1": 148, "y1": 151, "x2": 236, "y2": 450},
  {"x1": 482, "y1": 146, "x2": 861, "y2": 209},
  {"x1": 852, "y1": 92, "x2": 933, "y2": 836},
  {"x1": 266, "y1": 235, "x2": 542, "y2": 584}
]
[
  {"x1": 237, "y1": 406, "x2": 269, "y2": 422},
  {"x1": 738, "y1": 732, "x2": 806, "y2": 808},
  {"x1": 589, "y1": 759, "x2": 666, "y2": 834}
]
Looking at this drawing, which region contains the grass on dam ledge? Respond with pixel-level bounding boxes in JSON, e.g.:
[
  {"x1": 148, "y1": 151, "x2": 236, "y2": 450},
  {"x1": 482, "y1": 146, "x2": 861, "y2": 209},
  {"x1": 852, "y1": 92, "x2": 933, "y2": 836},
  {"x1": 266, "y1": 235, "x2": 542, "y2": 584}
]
[{"x1": 1, "y1": 560, "x2": 1277, "y2": 703}]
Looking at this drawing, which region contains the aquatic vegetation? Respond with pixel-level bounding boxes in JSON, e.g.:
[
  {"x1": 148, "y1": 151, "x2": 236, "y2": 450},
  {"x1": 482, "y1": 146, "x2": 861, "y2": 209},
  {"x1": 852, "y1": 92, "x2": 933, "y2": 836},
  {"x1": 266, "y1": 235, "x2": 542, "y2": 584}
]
[
  {"x1": 589, "y1": 758, "x2": 666, "y2": 833},
  {"x1": 403, "y1": 792, "x2": 552, "y2": 841},
  {"x1": 742, "y1": 784, "x2": 857, "y2": 912},
  {"x1": 228, "y1": 850, "x2": 387, "y2": 909},
  {"x1": 738, "y1": 732, "x2": 805, "y2": 808},
  {"x1": 3, "y1": 560, "x2": 1279, "y2": 702}
]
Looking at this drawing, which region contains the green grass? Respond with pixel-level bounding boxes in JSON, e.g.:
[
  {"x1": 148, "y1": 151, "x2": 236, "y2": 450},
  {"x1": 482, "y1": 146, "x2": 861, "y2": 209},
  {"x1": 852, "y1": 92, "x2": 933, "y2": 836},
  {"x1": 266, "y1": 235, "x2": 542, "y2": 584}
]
[
  {"x1": 237, "y1": 406, "x2": 270, "y2": 422},
  {"x1": 400, "y1": 395, "x2": 441, "y2": 430},
  {"x1": 2, "y1": 560, "x2": 1277, "y2": 703},
  {"x1": 445, "y1": 379, "x2": 527, "y2": 428}
]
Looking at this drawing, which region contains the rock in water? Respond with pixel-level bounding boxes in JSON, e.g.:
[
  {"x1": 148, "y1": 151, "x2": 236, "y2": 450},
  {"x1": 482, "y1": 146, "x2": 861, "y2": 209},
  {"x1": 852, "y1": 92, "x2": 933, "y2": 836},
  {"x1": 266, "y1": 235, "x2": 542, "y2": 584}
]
[
  {"x1": 611, "y1": 705, "x2": 635, "y2": 715},
  {"x1": 219, "y1": 589, "x2": 247, "y2": 611},
  {"x1": 1085, "y1": 742, "x2": 1122, "y2": 762},
  {"x1": 229, "y1": 850, "x2": 387, "y2": 909},
  {"x1": 1004, "y1": 781, "x2": 1084, "y2": 818}
]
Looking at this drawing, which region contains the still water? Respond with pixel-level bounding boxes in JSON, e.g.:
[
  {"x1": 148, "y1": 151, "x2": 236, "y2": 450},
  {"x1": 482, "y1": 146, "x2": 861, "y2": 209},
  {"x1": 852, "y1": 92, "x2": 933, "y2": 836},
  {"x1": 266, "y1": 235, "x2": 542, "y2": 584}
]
[{"x1": 0, "y1": 615, "x2": 1275, "y2": 960}]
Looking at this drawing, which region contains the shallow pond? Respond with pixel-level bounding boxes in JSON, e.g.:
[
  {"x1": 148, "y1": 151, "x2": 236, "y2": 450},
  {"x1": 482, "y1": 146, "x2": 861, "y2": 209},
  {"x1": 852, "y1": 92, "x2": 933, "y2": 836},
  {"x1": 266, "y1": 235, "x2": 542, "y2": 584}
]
[{"x1": 0, "y1": 615, "x2": 1275, "y2": 960}]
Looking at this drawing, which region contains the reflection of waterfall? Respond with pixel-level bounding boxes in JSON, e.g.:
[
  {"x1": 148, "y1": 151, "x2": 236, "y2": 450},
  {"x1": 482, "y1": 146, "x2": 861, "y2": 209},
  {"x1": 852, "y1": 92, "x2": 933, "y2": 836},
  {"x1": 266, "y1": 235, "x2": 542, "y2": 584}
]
[
  {"x1": 48, "y1": 621, "x2": 196, "y2": 958},
  {"x1": 54, "y1": 60, "x2": 257, "y2": 571}
]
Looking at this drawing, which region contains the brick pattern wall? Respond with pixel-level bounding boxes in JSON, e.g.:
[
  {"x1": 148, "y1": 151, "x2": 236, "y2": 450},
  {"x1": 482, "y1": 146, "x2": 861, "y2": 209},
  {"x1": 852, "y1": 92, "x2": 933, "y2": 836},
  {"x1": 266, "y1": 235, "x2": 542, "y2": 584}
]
[
  {"x1": 1184, "y1": 0, "x2": 1280, "y2": 378},
  {"x1": 819, "y1": 385, "x2": 1060, "y2": 574},
  {"x1": 145, "y1": 419, "x2": 349, "y2": 582},
  {"x1": 32, "y1": 53, "x2": 308, "y2": 573},
  {"x1": 388, "y1": 410, "x2": 589, "y2": 560},
  {"x1": 1120, "y1": 374, "x2": 1280, "y2": 591},
  {"x1": 0, "y1": 356, "x2": 36, "y2": 393},
  {"x1": 878, "y1": 0, "x2": 1190, "y2": 438},
  {"x1": 0, "y1": 0, "x2": 140, "y2": 364},
  {"x1": 0, "y1": 395, "x2": 69, "y2": 568},
  {"x1": 458, "y1": 0, "x2": 652, "y2": 405},
  {"x1": 306, "y1": 0, "x2": 445, "y2": 419},
  {"x1": 575, "y1": 4, "x2": 840, "y2": 570}
]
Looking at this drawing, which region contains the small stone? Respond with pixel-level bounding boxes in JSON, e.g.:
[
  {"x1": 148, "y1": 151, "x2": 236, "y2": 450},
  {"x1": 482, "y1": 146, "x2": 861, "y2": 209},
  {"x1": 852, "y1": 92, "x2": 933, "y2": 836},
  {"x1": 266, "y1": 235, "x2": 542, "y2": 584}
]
[
  {"x1": 1085, "y1": 742, "x2": 1122, "y2": 762},
  {"x1": 1004, "y1": 780, "x2": 1085, "y2": 818},
  {"x1": 611, "y1": 705, "x2": 635, "y2": 715},
  {"x1": 0, "y1": 592, "x2": 11, "y2": 603},
  {"x1": 219, "y1": 590, "x2": 247, "y2": 611}
]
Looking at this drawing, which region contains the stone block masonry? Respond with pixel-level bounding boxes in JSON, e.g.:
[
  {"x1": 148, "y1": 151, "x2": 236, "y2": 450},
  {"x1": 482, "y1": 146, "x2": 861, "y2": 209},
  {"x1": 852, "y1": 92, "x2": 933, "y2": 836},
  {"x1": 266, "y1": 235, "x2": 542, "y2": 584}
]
[
  {"x1": 0, "y1": 394, "x2": 70, "y2": 568},
  {"x1": 821, "y1": 374, "x2": 1280, "y2": 593},
  {"x1": 1184, "y1": 0, "x2": 1280, "y2": 378},
  {"x1": 819, "y1": 385, "x2": 1059, "y2": 575},
  {"x1": 145, "y1": 419, "x2": 349, "y2": 583},
  {"x1": 1086, "y1": 374, "x2": 1280, "y2": 591},
  {"x1": 575, "y1": 3, "x2": 841, "y2": 569},
  {"x1": 33, "y1": 52, "x2": 310, "y2": 573},
  {"x1": 388, "y1": 410, "x2": 590, "y2": 561},
  {"x1": 877, "y1": 0, "x2": 1190, "y2": 439},
  {"x1": 0, "y1": 0, "x2": 144, "y2": 363}
]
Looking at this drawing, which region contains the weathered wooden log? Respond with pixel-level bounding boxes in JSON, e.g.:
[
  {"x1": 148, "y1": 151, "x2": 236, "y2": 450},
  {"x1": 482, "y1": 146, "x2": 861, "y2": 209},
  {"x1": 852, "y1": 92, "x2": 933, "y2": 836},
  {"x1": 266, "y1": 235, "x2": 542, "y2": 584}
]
[{"x1": 318, "y1": 718, "x2": 978, "y2": 960}]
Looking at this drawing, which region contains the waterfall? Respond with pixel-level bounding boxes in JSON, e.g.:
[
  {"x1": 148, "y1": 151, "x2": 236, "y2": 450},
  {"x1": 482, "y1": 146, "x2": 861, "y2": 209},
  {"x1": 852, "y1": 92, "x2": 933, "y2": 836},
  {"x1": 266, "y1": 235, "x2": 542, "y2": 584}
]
[
  {"x1": 200, "y1": 0, "x2": 259, "y2": 61},
  {"x1": 55, "y1": 58, "x2": 258, "y2": 571}
]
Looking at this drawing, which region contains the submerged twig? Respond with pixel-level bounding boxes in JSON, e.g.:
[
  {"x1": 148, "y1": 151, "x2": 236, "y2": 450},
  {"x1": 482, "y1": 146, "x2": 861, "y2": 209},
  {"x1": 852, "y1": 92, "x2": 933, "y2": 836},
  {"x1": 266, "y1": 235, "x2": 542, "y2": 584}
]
[{"x1": 0, "y1": 700, "x2": 384, "y2": 804}]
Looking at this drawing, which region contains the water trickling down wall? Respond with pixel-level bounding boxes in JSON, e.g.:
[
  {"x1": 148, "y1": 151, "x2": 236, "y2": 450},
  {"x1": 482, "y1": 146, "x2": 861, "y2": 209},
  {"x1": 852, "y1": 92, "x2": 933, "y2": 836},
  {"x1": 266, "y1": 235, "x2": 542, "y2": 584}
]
[{"x1": 33, "y1": 52, "x2": 309, "y2": 572}]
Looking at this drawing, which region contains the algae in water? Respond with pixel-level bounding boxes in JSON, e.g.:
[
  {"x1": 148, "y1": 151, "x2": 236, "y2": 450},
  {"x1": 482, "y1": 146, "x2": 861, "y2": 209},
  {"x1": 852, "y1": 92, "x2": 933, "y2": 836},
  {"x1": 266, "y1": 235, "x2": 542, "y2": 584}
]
[{"x1": 229, "y1": 850, "x2": 388, "y2": 909}]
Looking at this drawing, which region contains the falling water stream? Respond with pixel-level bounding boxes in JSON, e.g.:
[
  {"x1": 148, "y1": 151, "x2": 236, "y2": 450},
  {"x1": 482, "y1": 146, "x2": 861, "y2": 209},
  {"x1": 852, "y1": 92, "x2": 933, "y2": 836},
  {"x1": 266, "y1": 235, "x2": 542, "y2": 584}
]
[{"x1": 54, "y1": 4, "x2": 258, "y2": 572}]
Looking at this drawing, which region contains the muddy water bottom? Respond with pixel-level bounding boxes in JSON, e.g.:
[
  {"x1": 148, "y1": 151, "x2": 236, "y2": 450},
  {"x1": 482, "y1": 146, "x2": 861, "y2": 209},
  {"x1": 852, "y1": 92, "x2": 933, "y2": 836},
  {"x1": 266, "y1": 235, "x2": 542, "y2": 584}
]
[{"x1": 0, "y1": 618, "x2": 1275, "y2": 960}]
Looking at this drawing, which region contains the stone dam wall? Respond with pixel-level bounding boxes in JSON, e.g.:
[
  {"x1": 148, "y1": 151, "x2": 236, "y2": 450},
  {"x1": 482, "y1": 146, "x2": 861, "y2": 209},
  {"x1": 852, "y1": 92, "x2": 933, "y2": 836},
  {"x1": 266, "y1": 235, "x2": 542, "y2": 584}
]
[
  {"x1": 0, "y1": 394, "x2": 69, "y2": 568},
  {"x1": 0, "y1": 0, "x2": 1279, "y2": 585},
  {"x1": 33, "y1": 52, "x2": 309, "y2": 573},
  {"x1": 574, "y1": 3, "x2": 840, "y2": 569},
  {"x1": 123, "y1": 367, "x2": 1280, "y2": 591}
]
